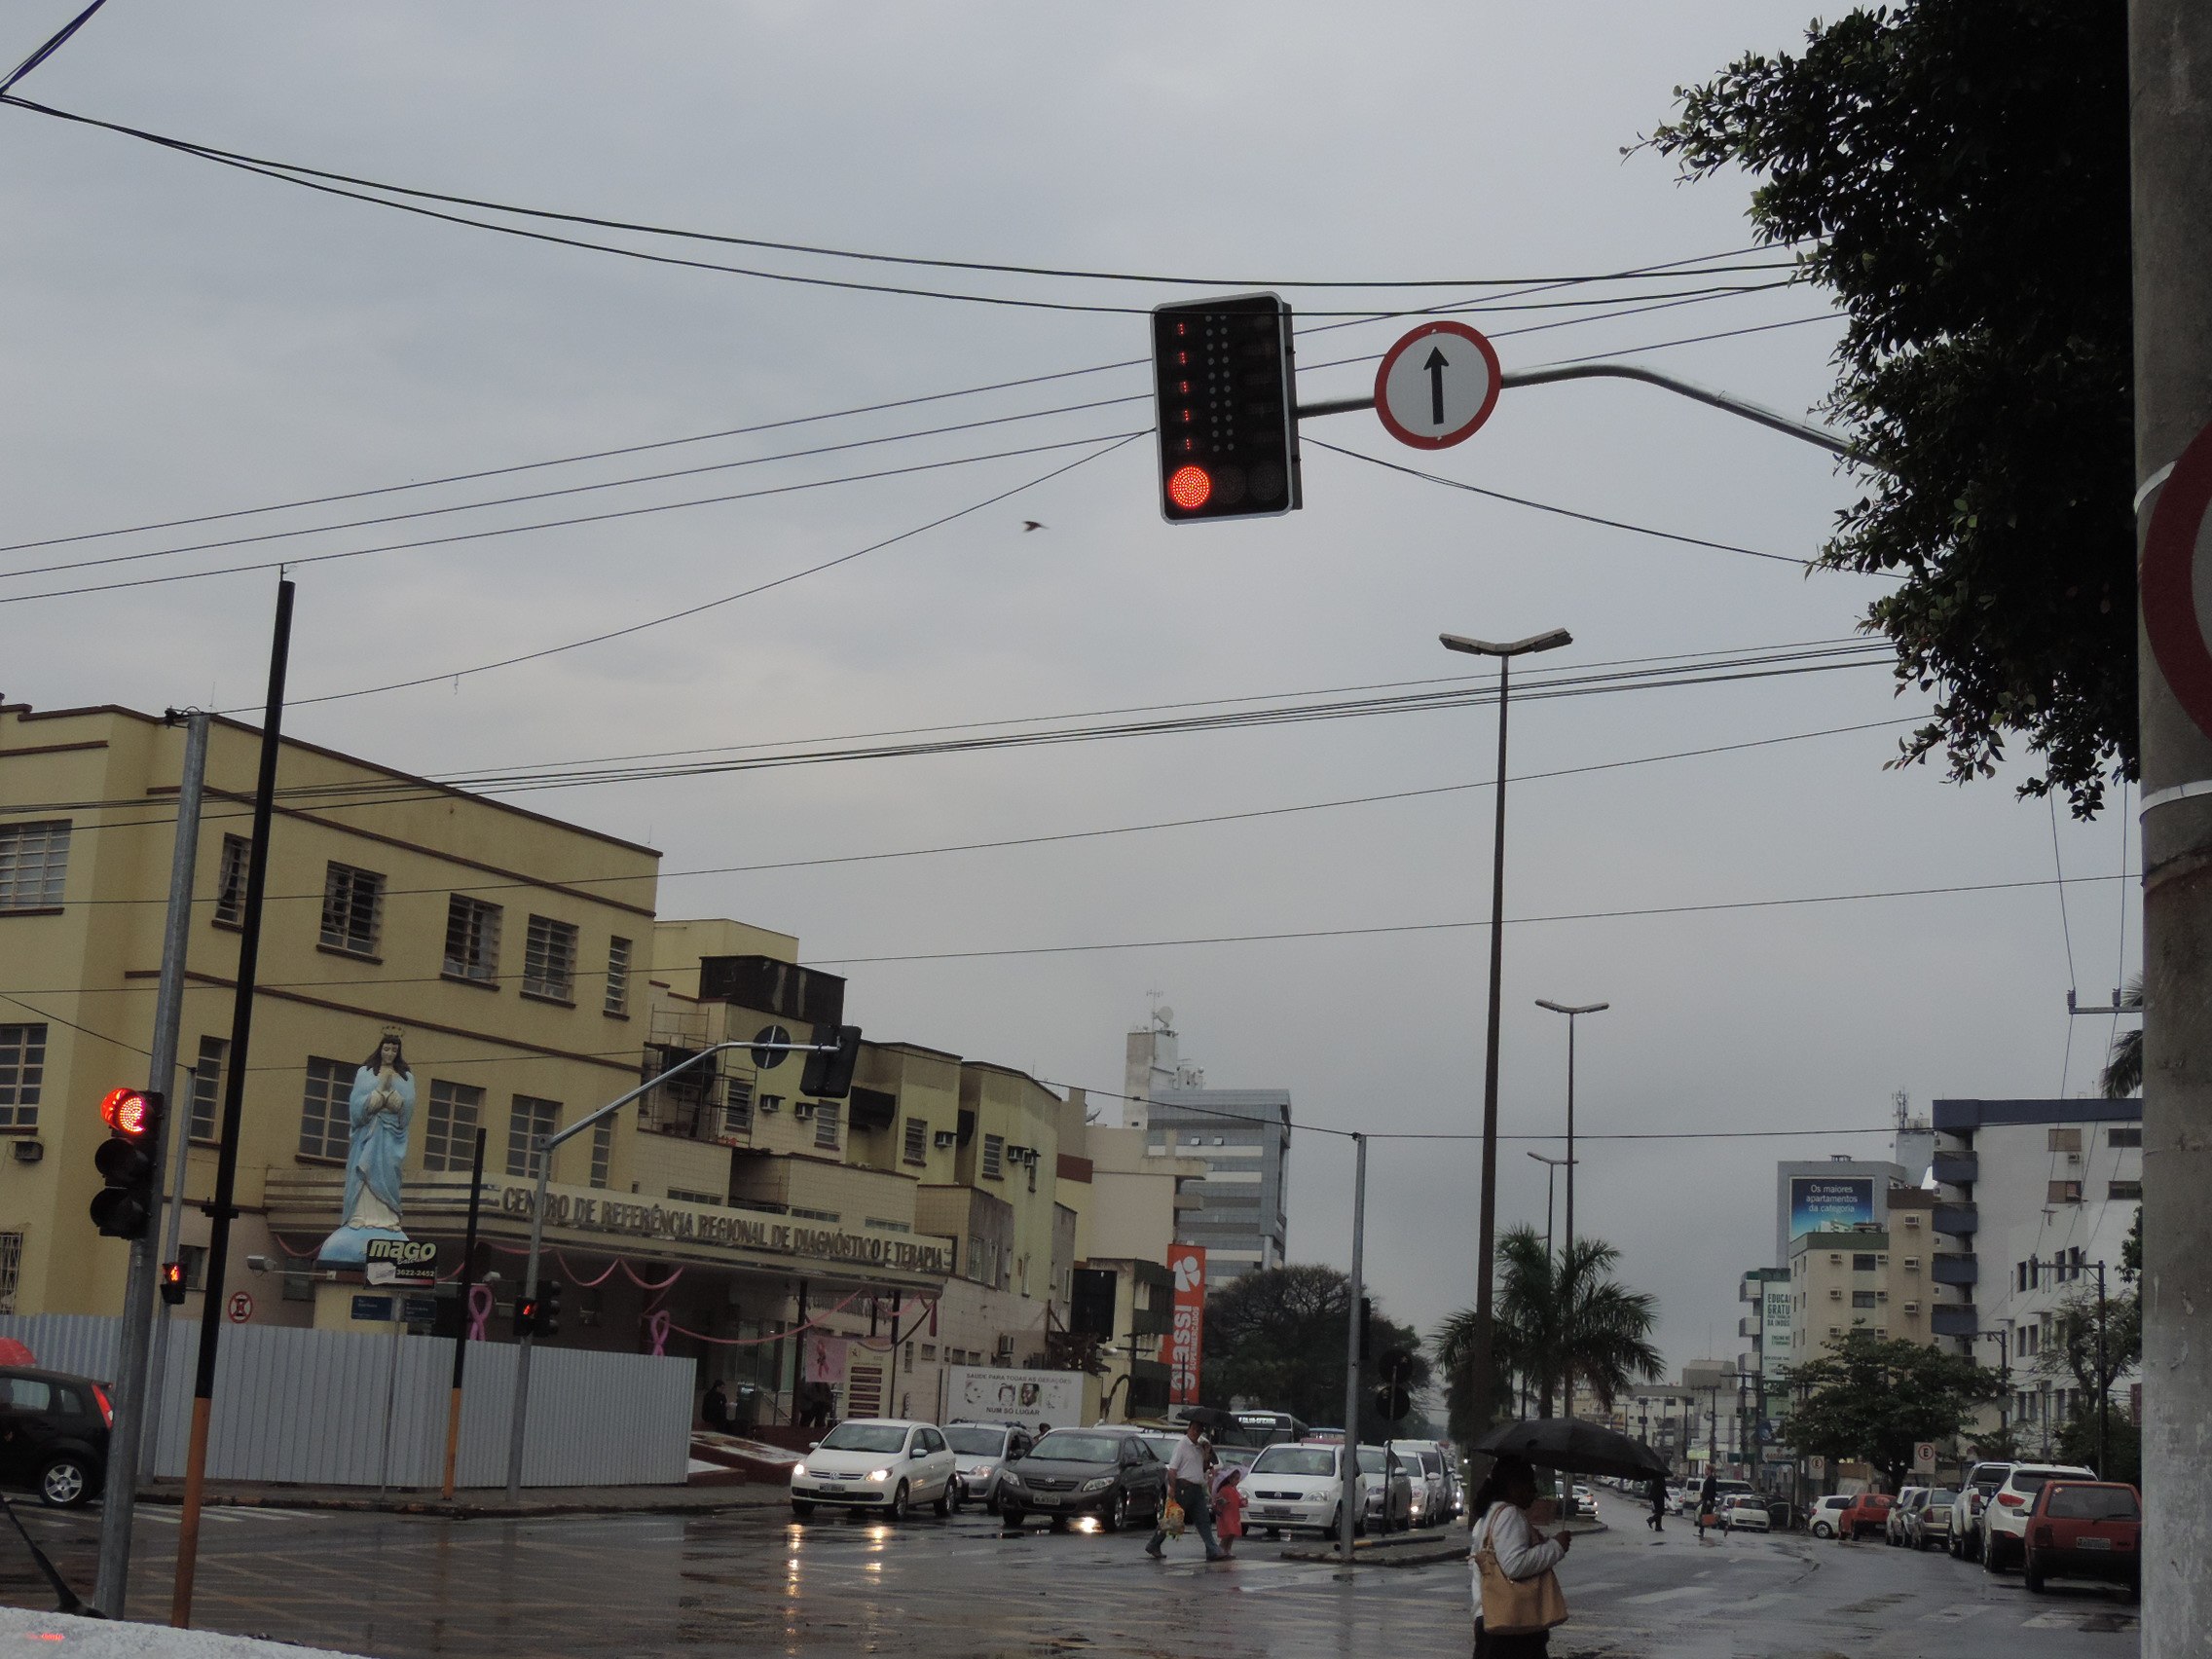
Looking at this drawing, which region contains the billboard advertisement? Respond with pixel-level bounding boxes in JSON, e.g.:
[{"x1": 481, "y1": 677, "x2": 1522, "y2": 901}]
[
  {"x1": 1165, "y1": 1244, "x2": 1207, "y2": 1406},
  {"x1": 1762, "y1": 1286, "x2": 1792, "y2": 1383},
  {"x1": 944, "y1": 1366, "x2": 1086, "y2": 1429},
  {"x1": 1788, "y1": 1175, "x2": 1875, "y2": 1239}
]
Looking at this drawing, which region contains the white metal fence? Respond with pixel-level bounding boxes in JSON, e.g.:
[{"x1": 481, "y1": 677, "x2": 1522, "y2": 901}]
[{"x1": 0, "y1": 1314, "x2": 693, "y2": 1489}]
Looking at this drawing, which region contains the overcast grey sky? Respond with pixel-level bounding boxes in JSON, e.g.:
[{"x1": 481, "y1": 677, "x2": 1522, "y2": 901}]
[{"x1": 0, "y1": 2, "x2": 2138, "y2": 1380}]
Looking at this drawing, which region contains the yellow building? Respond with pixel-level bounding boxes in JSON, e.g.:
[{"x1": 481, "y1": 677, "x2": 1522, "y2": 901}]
[
  {"x1": 2, "y1": 695, "x2": 1201, "y2": 1435},
  {"x1": 1788, "y1": 1195, "x2": 1944, "y2": 1366}
]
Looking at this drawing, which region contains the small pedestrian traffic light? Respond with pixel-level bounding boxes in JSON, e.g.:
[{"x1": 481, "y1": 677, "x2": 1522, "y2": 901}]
[
  {"x1": 537, "y1": 1278, "x2": 563, "y2": 1341},
  {"x1": 513, "y1": 1296, "x2": 540, "y2": 1339},
  {"x1": 159, "y1": 1260, "x2": 187, "y2": 1305},
  {"x1": 90, "y1": 1087, "x2": 163, "y2": 1239},
  {"x1": 1150, "y1": 294, "x2": 1301, "y2": 524},
  {"x1": 799, "y1": 1024, "x2": 864, "y2": 1099}
]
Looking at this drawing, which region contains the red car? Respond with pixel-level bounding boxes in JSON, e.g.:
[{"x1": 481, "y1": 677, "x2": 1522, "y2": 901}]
[
  {"x1": 2024, "y1": 1481, "x2": 2141, "y2": 1599},
  {"x1": 1837, "y1": 1492, "x2": 1894, "y2": 1540}
]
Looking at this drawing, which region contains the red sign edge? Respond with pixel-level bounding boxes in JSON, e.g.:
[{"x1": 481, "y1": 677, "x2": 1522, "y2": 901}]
[
  {"x1": 1371, "y1": 320, "x2": 1503, "y2": 451},
  {"x1": 2143, "y1": 418, "x2": 2212, "y2": 743}
]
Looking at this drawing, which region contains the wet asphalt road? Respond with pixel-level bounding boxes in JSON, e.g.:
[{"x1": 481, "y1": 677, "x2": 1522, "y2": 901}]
[{"x1": 0, "y1": 1492, "x2": 2139, "y2": 1658}]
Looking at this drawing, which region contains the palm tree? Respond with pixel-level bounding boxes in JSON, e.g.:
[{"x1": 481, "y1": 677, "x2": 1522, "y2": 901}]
[
  {"x1": 2100, "y1": 975, "x2": 2142, "y2": 1097},
  {"x1": 1435, "y1": 1226, "x2": 1665, "y2": 1435}
]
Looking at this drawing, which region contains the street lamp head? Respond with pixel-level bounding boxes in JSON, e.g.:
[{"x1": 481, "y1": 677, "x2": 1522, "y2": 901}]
[{"x1": 1439, "y1": 628, "x2": 1573, "y2": 658}]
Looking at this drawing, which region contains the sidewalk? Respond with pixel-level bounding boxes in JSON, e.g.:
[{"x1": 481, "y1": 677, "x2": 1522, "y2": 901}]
[{"x1": 135, "y1": 1478, "x2": 789, "y2": 1521}]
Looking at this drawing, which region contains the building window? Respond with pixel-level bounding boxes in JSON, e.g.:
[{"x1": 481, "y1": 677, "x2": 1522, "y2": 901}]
[
  {"x1": 2109, "y1": 1179, "x2": 2142, "y2": 1200},
  {"x1": 1852, "y1": 1254, "x2": 1877, "y2": 1271},
  {"x1": 507, "y1": 1095, "x2": 561, "y2": 1178},
  {"x1": 903, "y1": 1119, "x2": 928, "y2": 1165},
  {"x1": 604, "y1": 937, "x2": 632, "y2": 1016},
  {"x1": 590, "y1": 1119, "x2": 612, "y2": 1189},
  {"x1": 319, "y1": 863, "x2": 385, "y2": 955},
  {"x1": 423, "y1": 1081, "x2": 484, "y2": 1173},
  {"x1": 0, "y1": 1023, "x2": 47, "y2": 1133},
  {"x1": 213, "y1": 834, "x2": 250, "y2": 925},
  {"x1": 814, "y1": 1101, "x2": 841, "y2": 1151},
  {"x1": 298, "y1": 1057, "x2": 352, "y2": 1161},
  {"x1": 522, "y1": 916, "x2": 578, "y2": 1001},
  {"x1": 0, "y1": 821, "x2": 70, "y2": 911},
  {"x1": 443, "y1": 897, "x2": 501, "y2": 983},
  {"x1": 2108, "y1": 1125, "x2": 2142, "y2": 1148},
  {"x1": 2047, "y1": 1127, "x2": 2083, "y2": 1153},
  {"x1": 982, "y1": 1134, "x2": 1005, "y2": 1180},
  {"x1": 720, "y1": 1077, "x2": 755, "y2": 1139},
  {"x1": 2047, "y1": 1179, "x2": 2083, "y2": 1204},
  {"x1": 0, "y1": 1231, "x2": 21, "y2": 1313},
  {"x1": 187, "y1": 1036, "x2": 227, "y2": 1142}
]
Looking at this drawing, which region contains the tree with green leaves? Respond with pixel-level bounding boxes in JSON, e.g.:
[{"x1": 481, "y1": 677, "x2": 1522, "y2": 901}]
[
  {"x1": 1648, "y1": 2, "x2": 2132, "y2": 817},
  {"x1": 2100, "y1": 977, "x2": 2143, "y2": 1097},
  {"x1": 1198, "y1": 1264, "x2": 1428, "y2": 1441},
  {"x1": 2032, "y1": 1208, "x2": 2142, "y2": 1477},
  {"x1": 1785, "y1": 1329, "x2": 2004, "y2": 1489},
  {"x1": 1435, "y1": 1227, "x2": 1664, "y2": 1441}
]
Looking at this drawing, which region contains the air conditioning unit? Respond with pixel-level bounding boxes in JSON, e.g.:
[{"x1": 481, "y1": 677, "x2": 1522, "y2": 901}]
[
  {"x1": 1876, "y1": 1290, "x2": 1889, "y2": 1302},
  {"x1": 793, "y1": 1101, "x2": 815, "y2": 1121},
  {"x1": 1828, "y1": 1288, "x2": 1843, "y2": 1301},
  {"x1": 1902, "y1": 1214, "x2": 1922, "y2": 1229},
  {"x1": 1903, "y1": 1257, "x2": 1921, "y2": 1270},
  {"x1": 1903, "y1": 1302, "x2": 1921, "y2": 1314},
  {"x1": 758, "y1": 1095, "x2": 782, "y2": 1114},
  {"x1": 933, "y1": 1130, "x2": 956, "y2": 1149}
]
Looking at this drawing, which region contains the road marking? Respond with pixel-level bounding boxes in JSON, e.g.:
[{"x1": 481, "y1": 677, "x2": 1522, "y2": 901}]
[{"x1": 1622, "y1": 1585, "x2": 1709, "y2": 1604}]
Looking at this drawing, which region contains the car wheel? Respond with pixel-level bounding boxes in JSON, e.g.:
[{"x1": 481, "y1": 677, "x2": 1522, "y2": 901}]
[
  {"x1": 1049, "y1": 1516, "x2": 1069, "y2": 1532},
  {"x1": 1000, "y1": 1507, "x2": 1026, "y2": 1528},
  {"x1": 791, "y1": 1499, "x2": 815, "y2": 1519},
  {"x1": 934, "y1": 1484, "x2": 952, "y2": 1519},
  {"x1": 2023, "y1": 1558, "x2": 2045, "y2": 1594},
  {"x1": 1982, "y1": 1536, "x2": 2003, "y2": 1573},
  {"x1": 986, "y1": 1489, "x2": 1001, "y2": 1516},
  {"x1": 887, "y1": 1481, "x2": 910, "y2": 1523},
  {"x1": 37, "y1": 1456, "x2": 93, "y2": 1509},
  {"x1": 1327, "y1": 1504, "x2": 1343, "y2": 1539},
  {"x1": 1100, "y1": 1490, "x2": 1127, "y2": 1533},
  {"x1": 1812, "y1": 1522, "x2": 1831, "y2": 1539}
]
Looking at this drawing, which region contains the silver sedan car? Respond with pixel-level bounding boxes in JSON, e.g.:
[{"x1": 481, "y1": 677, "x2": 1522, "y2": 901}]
[{"x1": 942, "y1": 1421, "x2": 1034, "y2": 1513}]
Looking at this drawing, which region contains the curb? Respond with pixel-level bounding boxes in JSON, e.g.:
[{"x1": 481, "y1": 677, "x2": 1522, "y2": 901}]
[{"x1": 133, "y1": 1488, "x2": 785, "y2": 1521}]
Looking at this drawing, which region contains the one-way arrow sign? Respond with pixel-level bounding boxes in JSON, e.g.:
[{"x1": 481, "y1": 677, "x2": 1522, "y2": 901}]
[{"x1": 1375, "y1": 321, "x2": 1502, "y2": 450}]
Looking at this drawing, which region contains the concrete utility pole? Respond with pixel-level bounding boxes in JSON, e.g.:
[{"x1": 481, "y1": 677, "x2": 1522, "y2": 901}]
[
  {"x1": 2130, "y1": 3, "x2": 2212, "y2": 1650},
  {"x1": 1339, "y1": 1133, "x2": 1366, "y2": 1562}
]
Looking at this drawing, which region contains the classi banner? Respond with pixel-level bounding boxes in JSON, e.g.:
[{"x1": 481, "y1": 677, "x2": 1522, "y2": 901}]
[{"x1": 1165, "y1": 1244, "x2": 1207, "y2": 1406}]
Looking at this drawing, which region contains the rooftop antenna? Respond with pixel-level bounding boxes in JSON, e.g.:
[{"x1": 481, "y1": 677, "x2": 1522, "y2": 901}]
[{"x1": 1894, "y1": 1088, "x2": 1909, "y2": 1132}]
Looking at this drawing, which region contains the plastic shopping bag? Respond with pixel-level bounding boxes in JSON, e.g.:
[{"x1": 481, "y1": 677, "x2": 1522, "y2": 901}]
[{"x1": 1162, "y1": 1498, "x2": 1186, "y2": 1538}]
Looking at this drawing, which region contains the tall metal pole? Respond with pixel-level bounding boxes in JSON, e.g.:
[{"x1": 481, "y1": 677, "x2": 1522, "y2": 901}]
[
  {"x1": 2094, "y1": 1261, "x2": 2109, "y2": 1479},
  {"x1": 93, "y1": 710, "x2": 206, "y2": 1616},
  {"x1": 1339, "y1": 1133, "x2": 1366, "y2": 1563},
  {"x1": 441, "y1": 1126, "x2": 487, "y2": 1499},
  {"x1": 2132, "y1": 0, "x2": 2212, "y2": 1647},
  {"x1": 1468, "y1": 654, "x2": 1511, "y2": 1440},
  {"x1": 171, "y1": 578, "x2": 292, "y2": 1629},
  {"x1": 144, "y1": 716, "x2": 211, "y2": 1486}
]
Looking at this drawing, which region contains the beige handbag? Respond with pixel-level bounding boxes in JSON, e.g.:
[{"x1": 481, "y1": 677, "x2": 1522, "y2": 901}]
[{"x1": 1475, "y1": 1508, "x2": 1570, "y2": 1635}]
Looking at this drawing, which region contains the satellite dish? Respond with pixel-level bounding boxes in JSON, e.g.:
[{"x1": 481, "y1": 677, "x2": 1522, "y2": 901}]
[{"x1": 1156, "y1": 1005, "x2": 1174, "y2": 1028}]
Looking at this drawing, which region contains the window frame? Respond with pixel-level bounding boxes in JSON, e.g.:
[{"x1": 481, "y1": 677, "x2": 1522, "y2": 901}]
[
  {"x1": 187, "y1": 1035, "x2": 228, "y2": 1144},
  {"x1": 982, "y1": 1133, "x2": 1005, "y2": 1180},
  {"x1": 0, "y1": 1022, "x2": 47, "y2": 1133},
  {"x1": 522, "y1": 915, "x2": 580, "y2": 1003},
  {"x1": 442, "y1": 895, "x2": 502, "y2": 985},
  {"x1": 318, "y1": 862, "x2": 386, "y2": 957},
  {"x1": 297, "y1": 1056, "x2": 352, "y2": 1162},
  {"x1": 813, "y1": 1100, "x2": 842, "y2": 1151},
  {"x1": 0, "y1": 820, "x2": 71, "y2": 912},
  {"x1": 212, "y1": 833, "x2": 251, "y2": 926},
  {"x1": 507, "y1": 1094, "x2": 562, "y2": 1178},
  {"x1": 423, "y1": 1079, "x2": 486, "y2": 1173},
  {"x1": 604, "y1": 936, "x2": 632, "y2": 1017},
  {"x1": 903, "y1": 1118, "x2": 929, "y2": 1165}
]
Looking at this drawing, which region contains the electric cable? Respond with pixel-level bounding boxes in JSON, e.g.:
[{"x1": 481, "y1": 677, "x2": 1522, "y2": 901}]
[{"x1": 0, "y1": 0, "x2": 112, "y2": 96}]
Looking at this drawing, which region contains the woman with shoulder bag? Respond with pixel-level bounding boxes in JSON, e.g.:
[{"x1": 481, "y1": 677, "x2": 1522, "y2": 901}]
[{"x1": 1469, "y1": 1456, "x2": 1572, "y2": 1657}]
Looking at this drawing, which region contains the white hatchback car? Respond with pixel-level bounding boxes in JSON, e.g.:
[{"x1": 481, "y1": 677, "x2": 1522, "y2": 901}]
[
  {"x1": 1721, "y1": 1493, "x2": 1771, "y2": 1532},
  {"x1": 791, "y1": 1419, "x2": 958, "y2": 1521},
  {"x1": 1808, "y1": 1493, "x2": 1852, "y2": 1538},
  {"x1": 1981, "y1": 1462, "x2": 2096, "y2": 1571},
  {"x1": 1244, "y1": 1442, "x2": 1366, "y2": 1538}
]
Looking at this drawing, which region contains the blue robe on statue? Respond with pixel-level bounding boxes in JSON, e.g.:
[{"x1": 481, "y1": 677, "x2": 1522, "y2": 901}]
[{"x1": 320, "y1": 1064, "x2": 413, "y2": 1265}]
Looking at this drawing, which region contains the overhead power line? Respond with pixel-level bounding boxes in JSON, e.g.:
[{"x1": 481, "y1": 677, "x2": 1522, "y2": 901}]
[{"x1": 0, "y1": 0, "x2": 112, "y2": 96}]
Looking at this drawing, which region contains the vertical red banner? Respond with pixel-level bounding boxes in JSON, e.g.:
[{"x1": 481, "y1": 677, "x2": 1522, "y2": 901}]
[{"x1": 1165, "y1": 1244, "x2": 1207, "y2": 1406}]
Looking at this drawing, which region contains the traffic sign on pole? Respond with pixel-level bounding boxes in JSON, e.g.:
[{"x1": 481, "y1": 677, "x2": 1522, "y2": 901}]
[
  {"x1": 2142, "y1": 417, "x2": 2212, "y2": 742},
  {"x1": 226, "y1": 1291, "x2": 252, "y2": 1324},
  {"x1": 1373, "y1": 320, "x2": 1502, "y2": 449},
  {"x1": 1913, "y1": 1441, "x2": 1937, "y2": 1475}
]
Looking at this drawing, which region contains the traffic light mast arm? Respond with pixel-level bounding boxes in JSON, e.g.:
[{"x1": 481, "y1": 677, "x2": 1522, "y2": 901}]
[{"x1": 1295, "y1": 361, "x2": 1863, "y2": 464}]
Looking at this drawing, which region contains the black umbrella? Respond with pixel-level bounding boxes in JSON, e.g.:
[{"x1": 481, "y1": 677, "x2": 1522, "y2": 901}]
[{"x1": 1472, "y1": 1418, "x2": 1670, "y2": 1482}]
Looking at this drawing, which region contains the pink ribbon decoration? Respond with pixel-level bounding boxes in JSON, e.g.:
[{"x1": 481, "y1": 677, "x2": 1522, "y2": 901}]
[
  {"x1": 467, "y1": 1283, "x2": 494, "y2": 1342},
  {"x1": 646, "y1": 1309, "x2": 672, "y2": 1356}
]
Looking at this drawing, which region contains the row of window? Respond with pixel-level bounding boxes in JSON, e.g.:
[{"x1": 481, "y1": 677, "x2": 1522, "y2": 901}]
[
  {"x1": 2045, "y1": 1178, "x2": 2139, "y2": 1203},
  {"x1": 2047, "y1": 1125, "x2": 2140, "y2": 1150}
]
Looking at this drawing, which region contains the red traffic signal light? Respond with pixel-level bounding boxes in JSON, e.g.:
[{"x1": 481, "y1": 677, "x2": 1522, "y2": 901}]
[
  {"x1": 101, "y1": 1087, "x2": 158, "y2": 1139},
  {"x1": 1151, "y1": 294, "x2": 1301, "y2": 524},
  {"x1": 160, "y1": 1260, "x2": 187, "y2": 1306}
]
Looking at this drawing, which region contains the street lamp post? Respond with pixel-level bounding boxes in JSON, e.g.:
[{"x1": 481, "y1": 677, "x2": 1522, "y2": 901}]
[
  {"x1": 1525, "y1": 1150, "x2": 1573, "y2": 1264},
  {"x1": 1441, "y1": 627, "x2": 1571, "y2": 1443},
  {"x1": 1534, "y1": 998, "x2": 1605, "y2": 1419}
]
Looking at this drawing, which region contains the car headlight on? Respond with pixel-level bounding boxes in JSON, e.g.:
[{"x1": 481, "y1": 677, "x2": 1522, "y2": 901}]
[
  {"x1": 866, "y1": 1468, "x2": 892, "y2": 1483},
  {"x1": 968, "y1": 1464, "x2": 993, "y2": 1479},
  {"x1": 1081, "y1": 1477, "x2": 1114, "y2": 1493},
  {"x1": 792, "y1": 1463, "x2": 807, "y2": 1478}
]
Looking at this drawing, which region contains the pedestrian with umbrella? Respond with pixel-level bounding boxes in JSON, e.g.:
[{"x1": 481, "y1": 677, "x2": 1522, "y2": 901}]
[{"x1": 1470, "y1": 1455, "x2": 1572, "y2": 1657}]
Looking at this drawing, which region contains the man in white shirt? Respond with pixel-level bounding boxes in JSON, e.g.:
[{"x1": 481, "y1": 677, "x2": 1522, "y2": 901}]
[{"x1": 1147, "y1": 1419, "x2": 1228, "y2": 1562}]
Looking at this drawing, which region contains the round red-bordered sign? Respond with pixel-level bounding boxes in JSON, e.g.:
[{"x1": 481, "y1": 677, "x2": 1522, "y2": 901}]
[
  {"x1": 227, "y1": 1290, "x2": 253, "y2": 1324},
  {"x1": 1373, "y1": 320, "x2": 1503, "y2": 450},
  {"x1": 2142, "y1": 418, "x2": 2212, "y2": 742}
]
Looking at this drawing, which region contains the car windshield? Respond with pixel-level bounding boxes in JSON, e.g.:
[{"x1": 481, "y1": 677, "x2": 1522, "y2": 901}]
[
  {"x1": 1357, "y1": 1450, "x2": 1393, "y2": 1474},
  {"x1": 2010, "y1": 1470, "x2": 2071, "y2": 1494},
  {"x1": 1029, "y1": 1432, "x2": 1121, "y2": 1463},
  {"x1": 817, "y1": 1423, "x2": 910, "y2": 1454},
  {"x1": 944, "y1": 1427, "x2": 1006, "y2": 1456},
  {"x1": 1253, "y1": 1448, "x2": 1337, "y2": 1477},
  {"x1": 2047, "y1": 1485, "x2": 2138, "y2": 1520},
  {"x1": 1419, "y1": 1453, "x2": 1443, "y2": 1474},
  {"x1": 1972, "y1": 1466, "x2": 2011, "y2": 1489},
  {"x1": 1925, "y1": 1490, "x2": 1957, "y2": 1506},
  {"x1": 1728, "y1": 1495, "x2": 1762, "y2": 1507}
]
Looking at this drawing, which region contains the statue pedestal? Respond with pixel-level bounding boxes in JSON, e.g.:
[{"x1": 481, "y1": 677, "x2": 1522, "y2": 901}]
[
  {"x1": 315, "y1": 1224, "x2": 408, "y2": 1268},
  {"x1": 312, "y1": 1277, "x2": 395, "y2": 1332}
]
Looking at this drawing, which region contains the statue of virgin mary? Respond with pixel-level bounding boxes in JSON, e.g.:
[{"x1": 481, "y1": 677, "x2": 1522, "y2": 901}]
[{"x1": 317, "y1": 1029, "x2": 415, "y2": 1265}]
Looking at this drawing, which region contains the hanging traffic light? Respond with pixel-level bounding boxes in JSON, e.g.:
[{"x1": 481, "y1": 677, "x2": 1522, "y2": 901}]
[
  {"x1": 537, "y1": 1278, "x2": 563, "y2": 1341},
  {"x1": 159, "y1": 1260, "x2": 187, "y2": 1305},
  {"x1": 799, "y1": 1024, "x2": 863, "y2": 1099},
  {"x1": 1151, "y1": 294, "x2": 1301, "y2": 524},
  {"x1": 90, "y1": 1088, "x2": 163, "y2": 1239},
  {"x1": 514, "y1": 1295, "x2": 541, "y2": 1340}
]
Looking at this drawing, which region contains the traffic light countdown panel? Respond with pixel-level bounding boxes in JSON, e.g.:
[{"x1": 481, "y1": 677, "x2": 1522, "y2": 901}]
[{"x1": 1152, "y1": 294, "x2": 1302, "y2": 523}]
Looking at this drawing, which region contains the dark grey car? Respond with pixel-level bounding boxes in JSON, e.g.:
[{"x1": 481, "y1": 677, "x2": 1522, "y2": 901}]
[{"x1": 996, "y1": 1429, "x2": 1167, "y2": 1533}]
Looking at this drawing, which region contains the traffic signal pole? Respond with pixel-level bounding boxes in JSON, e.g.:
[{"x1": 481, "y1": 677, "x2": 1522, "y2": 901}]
[
  {"x1": 171, "y1": 578, "x2": 293, "y2": 1629},
  {"x1": 93, "y1": 710, "x2": 207, "y2": 1616},
  {"x1": 2131, "y1": 3, "x2": 2212, "y2": 1649},
  {"x1": 502, "y1": 1035, "x2": 842, "y2": 1499}
]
